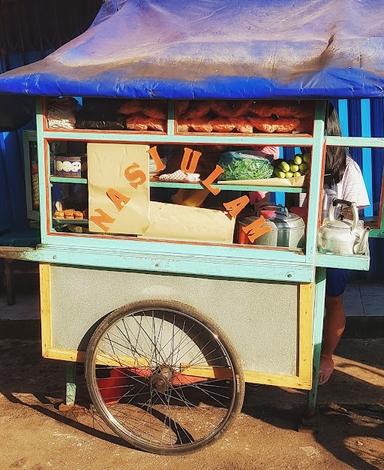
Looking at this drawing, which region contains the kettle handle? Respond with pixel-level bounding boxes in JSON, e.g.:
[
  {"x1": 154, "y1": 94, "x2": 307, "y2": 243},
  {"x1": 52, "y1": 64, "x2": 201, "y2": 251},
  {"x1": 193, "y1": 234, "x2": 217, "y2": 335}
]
[{"x1": 329, "y1": 199, "x2": 359, "y2": 231}]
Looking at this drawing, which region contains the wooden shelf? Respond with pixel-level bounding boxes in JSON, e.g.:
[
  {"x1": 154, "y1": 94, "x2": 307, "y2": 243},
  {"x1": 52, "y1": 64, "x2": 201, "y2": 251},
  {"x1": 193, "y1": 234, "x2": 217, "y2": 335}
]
[
  {"x1": 150, "y1": 181, "x2": 305, "y2": 193},
  {"x1": 49, "y1": 176, "x2": 306, "y2": 193},
  {"x1": 50, "y1": 176, "x2": 88, "y2": 184},
  {"x1": 53, "y1": 218, "x2": 89, "y2": 225}
]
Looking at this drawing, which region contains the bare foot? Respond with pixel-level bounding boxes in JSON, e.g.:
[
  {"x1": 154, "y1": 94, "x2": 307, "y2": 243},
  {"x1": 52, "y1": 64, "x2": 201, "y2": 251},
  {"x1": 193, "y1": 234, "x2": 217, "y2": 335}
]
[{"x1": 319, "y1": 355, "x2": 334, "y2": 385}]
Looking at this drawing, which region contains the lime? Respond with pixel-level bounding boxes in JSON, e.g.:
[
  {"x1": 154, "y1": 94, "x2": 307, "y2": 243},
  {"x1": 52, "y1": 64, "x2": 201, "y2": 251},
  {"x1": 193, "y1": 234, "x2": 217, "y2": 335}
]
[
  {"x1": 299, "y1": 163, "x2": 308, "y2": 172},
  {"x1": 279, "y1": 161, "x2": 290, "y2": 172},
  {"x1": 293, "y1": 172, "x2": 301, "y2": 178},
  {"x1": 294, "y1": 155, "x2": 302, "y2": 165},
  {"x1": 285, "y1": 171, "x2": 293, "y2": 178},
  {"x1": 276, "y1": 170, "x2": 286, "y2": 178},
  {"x1": 303, "y1": 153, "x2": 311, "y2": 163},
  {"x1": 290, "y1": 164, "x2": 299, "y2": 172}
]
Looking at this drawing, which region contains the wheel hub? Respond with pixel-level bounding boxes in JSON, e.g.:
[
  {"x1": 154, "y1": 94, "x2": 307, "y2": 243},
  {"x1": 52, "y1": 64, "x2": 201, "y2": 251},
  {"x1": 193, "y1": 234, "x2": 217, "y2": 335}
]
[{"x1": 150, "y1": 365, "x2": 173, "y2": 393}]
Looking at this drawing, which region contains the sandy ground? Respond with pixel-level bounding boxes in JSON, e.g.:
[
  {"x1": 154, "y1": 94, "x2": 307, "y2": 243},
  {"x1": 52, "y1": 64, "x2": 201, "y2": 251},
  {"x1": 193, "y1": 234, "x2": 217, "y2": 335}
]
[{"x1": 0, "y1": 338, "x2": 383, "y2": 470}]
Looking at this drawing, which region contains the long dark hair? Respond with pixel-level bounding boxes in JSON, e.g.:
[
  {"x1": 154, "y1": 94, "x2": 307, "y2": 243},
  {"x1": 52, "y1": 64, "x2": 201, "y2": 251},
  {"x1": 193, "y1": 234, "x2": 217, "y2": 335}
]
[{"x1": 325, "y1": 103, "x2": 347, "y2": 186}]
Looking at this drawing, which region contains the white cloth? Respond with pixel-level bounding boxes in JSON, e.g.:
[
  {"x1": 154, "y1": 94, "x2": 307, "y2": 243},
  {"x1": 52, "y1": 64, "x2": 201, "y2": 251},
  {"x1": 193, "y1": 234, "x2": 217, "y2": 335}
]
[{"x1": 323, "y1": 156, "x2": 370, "y2": 217}]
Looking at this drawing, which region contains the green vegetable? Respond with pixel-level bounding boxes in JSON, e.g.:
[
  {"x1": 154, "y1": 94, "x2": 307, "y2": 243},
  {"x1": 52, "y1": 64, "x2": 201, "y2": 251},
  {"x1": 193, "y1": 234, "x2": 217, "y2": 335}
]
[
  {"x1": 303, "y1": 153, "x2": 311, "y2": 163},
  {"x1": 293, "y1": 172, "x2": 301, "y2": 178},
  {"x1": 218, "y1": 152, "x2": 274, "y2": 180},
  {"x1": 275, "y1": 170, "x2": 286, "y2": 178},
  {"x1": 299, "y1": 163, "x2": 308, "y2": 172},
  {"x1": 290, "y1": 164, "x2": 299, "y2": 173},
  {"x1": 285, "y1": 171, "x2": 293, "y2": 178},
  {"x1": 294, "y1": 155, "x2": 302, "y2": 165}
]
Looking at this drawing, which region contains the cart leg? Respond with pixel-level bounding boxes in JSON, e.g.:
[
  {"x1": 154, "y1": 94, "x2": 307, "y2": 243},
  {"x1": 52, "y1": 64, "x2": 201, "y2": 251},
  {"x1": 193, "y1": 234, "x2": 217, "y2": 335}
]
[
  {"x1": 305, "y1": 268, "x2": 326, "y2": 418},
  {"x1": 65, "y1": 362, "x2": 77, "y2": 407}
]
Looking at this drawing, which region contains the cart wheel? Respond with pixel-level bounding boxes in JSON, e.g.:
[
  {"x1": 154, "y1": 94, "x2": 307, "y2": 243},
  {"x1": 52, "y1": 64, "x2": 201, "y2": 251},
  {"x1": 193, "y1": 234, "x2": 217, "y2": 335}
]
[{"x1": 85, "y1": 300, "x2": 244, "y2": 454}]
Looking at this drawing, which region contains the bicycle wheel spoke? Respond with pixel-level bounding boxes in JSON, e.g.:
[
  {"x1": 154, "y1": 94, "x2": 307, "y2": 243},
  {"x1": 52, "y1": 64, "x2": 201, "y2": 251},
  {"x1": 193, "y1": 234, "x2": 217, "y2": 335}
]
[{"x1": 86, "y1": 304, "x2": 243, "y2": 453}]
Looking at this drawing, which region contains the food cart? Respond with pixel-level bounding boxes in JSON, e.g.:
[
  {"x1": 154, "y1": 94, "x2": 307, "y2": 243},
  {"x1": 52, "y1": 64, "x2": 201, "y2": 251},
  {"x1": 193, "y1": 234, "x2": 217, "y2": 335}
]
[{"x1": 0, "y1": 0, "x2": 381, "y2": 455}]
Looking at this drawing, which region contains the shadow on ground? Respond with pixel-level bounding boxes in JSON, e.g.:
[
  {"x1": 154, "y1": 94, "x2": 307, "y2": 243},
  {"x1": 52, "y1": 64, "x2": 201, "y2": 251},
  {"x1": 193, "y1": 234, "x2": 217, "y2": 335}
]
[{"x1": 0, "y1": 338, "x2": 383, "y2": 468}]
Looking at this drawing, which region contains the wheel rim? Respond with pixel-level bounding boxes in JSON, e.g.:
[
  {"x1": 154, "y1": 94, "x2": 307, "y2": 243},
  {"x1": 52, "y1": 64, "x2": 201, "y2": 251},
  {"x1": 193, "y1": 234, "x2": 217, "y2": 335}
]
[{"x1": 87, "y1": 306, "x2": 239, "y2": 451}]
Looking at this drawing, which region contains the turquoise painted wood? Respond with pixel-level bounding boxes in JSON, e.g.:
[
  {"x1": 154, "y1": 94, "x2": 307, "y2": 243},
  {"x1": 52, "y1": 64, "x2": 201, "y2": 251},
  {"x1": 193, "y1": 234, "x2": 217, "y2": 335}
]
[
  {"x1": 43, "y1": 130, "x2": 314, "y2": 147},
  {"x1": 305, "y1": 101, "x2": 326, "y2": 263},
  {"x1": 360, "y1": 99, "x2": 373, "y2": 217},
  {"x1": 151, "y1": 181, "x2": 305, "y2": 193},
  {"x1": 327, "y1": 136, "x2": 384, "y2": 148},
  {"x1": 49, "y1": 177, "x2": 305, "y2": 193},
  {"x1": 50, "y1": 176, "x2": 88, "y2": 184},
  {"x1": 315, "y1": 252, "x2": 370, "y2": 270},
  {"x1": 0, "y1": 244, "x2": 313, "y2": 283},
  {"x1": 306, "y1": 267, "x2": 326, "y2": 417}
]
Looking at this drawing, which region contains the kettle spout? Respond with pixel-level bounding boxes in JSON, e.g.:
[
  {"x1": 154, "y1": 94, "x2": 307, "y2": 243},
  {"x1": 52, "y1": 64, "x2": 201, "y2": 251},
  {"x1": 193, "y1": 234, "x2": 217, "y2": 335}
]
[{"x1": 353, "y1": 228, "x2": 370, "y2": 255}]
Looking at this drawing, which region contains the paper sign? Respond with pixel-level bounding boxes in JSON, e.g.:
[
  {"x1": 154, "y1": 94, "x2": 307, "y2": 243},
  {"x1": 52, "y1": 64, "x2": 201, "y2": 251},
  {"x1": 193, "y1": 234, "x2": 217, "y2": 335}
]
[
  {"x1": 141, "y1": 202, "x2": 235, "y2": 243},
  {"x1": 88, "y1": 143, "x2": 150, "y2": 234}
]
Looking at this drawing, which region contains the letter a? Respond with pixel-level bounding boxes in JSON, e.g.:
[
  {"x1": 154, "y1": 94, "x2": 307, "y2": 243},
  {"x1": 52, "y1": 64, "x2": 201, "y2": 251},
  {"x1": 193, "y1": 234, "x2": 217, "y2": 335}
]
[
  {"x1": 223, "y1": 195, "x2": 250, "y2": 218},
  {"x1": 106, "y1": 188, "x2": 130, "y2": 211},
  {"x1": 90, "y1": 209, "x2": 115, "y2": 232}
]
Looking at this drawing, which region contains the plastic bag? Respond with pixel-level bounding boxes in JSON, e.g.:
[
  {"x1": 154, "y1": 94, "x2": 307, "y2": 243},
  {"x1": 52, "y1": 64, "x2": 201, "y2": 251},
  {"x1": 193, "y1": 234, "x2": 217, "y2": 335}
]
[{"x1": 218, "y1": 151, "x2": 274, "y2": 181}]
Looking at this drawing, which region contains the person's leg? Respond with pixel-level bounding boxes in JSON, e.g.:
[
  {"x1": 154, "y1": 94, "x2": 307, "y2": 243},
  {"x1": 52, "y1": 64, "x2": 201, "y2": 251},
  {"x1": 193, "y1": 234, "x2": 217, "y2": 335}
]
[
  {"x1": 319, "y1": 294, "x2": 345, "y2": 384},
  {"x1": 319, "y1": 269, "x2": 350, "y2": 384}
]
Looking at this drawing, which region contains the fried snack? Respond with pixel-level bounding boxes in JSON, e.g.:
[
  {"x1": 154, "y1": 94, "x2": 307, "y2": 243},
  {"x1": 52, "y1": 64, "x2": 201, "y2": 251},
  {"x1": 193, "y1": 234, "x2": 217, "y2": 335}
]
[
  {"x1": 143, "y1": 103, "x2": 166, "y2": 119},
  {"x1": 210, "y1": 118, "x2": 236, "y2": 133},
  {"x1": 74, "y1": 211, "x2": 84, "y2": 219},
  {"x1": 126, "y1": 114, "x2": 165, "y2": 131},
  {"x1": 232, "y1": 117, "x2": 253, "y2": 133},
  {"x1": 248, "y1": 101, "x2": 274, "y2": 117},
  {"x1": 175, "y1": 101, "x2": 190, "y2": 116},
  {"x1": 64, "y1": 209, "x2": 75, "y2": 219},
  {"x1": 54, "y1": 210, "x2": 64, "y2": 219},
  {"x1": 292, "y1": 103, "x2": 314, "y2": 118},
  {"x1": 177, "y1": 120, "x2": 190, "y2": 132},
  {"x1": 118, "y1": 100, "x2": 142, "y2": 115},
  {"x1": 210, "y1": 100, "x2": 250, "y2": 117},
  {"x1": 189, "y1": 119, "x2": 213, "y2": 133},
  {"x1": 183, "y1": 101, "x2": 211, "y2": 119},
  {"x1": 126, "y1": 114, "x2": 148, "y2": 131},
  {"x1": 295, "y1": 118, "x2": 313, "y2": 133},
  {"x1": 248, "y1": 117, "x2": 300, "y2": 133}
]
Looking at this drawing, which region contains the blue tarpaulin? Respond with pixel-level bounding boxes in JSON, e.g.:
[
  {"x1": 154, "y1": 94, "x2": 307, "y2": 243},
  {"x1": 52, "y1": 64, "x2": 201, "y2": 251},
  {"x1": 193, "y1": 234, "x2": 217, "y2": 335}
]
[{"x1": 1, "y1": 0, "x2": 384, "y2": 99}]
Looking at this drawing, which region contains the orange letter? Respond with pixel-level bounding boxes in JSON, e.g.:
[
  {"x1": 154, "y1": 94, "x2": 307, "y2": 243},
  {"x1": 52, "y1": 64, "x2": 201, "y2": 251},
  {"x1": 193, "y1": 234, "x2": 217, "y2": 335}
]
[
  {"x1": 201, "y1": 165, "x2": 224, "y2": 196},
  {"x1": 180, "y1": 147, "x2": 202, "y2": 173},
  {"x1": 242, "y1": 215, "x2": 272, "y2": 243},
  {"x1": 124, "y1": 162, "x2": 147, "y2": 189},
  {"x1": 106, "y1": 188, "x2": 130, "y2": 211},
  {"x1": 90, "y1": 209, "x2": 115, "y2": 232},
  {"x1": 223, "y1": 195, "x2": 250, "y2": 218},
  {"x1": 148, "y1": 146, "x2": 165, "y2": 172}
]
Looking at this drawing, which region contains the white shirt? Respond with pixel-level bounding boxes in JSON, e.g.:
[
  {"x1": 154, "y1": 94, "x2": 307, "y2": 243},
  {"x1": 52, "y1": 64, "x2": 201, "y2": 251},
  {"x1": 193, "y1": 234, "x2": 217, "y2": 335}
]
[{"x1": 323, "y1": 156, "x2": 370, "y2": 217}]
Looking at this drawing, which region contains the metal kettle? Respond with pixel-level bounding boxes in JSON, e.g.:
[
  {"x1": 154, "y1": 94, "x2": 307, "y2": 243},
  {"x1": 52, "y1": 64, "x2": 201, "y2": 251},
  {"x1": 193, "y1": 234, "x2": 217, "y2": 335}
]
[{"x1": 317, "y1": 199, "x2": 370, "y2": 255}]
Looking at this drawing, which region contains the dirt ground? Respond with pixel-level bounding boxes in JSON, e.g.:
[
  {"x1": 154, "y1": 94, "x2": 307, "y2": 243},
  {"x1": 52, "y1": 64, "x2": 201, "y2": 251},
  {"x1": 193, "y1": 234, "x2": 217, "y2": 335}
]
[{"x1": 0, "y1": 338, "x2": 383, "y2": 470}]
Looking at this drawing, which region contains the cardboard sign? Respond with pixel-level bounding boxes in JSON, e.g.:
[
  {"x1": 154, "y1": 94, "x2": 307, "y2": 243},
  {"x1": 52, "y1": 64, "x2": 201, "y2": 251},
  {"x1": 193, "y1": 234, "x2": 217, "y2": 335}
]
[
  {"x1": 88, "y1": 143, "x2": 150, "y2": 234},
  {"x1": 141, "y1": 202, "x2": 235, "y2": 243}
]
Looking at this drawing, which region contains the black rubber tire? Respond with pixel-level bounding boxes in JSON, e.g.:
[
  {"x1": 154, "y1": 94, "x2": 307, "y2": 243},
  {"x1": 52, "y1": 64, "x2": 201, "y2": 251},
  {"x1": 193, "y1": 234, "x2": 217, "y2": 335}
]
[{"x1": 85, "y1": 299, "x2": 244, "y2": 455}]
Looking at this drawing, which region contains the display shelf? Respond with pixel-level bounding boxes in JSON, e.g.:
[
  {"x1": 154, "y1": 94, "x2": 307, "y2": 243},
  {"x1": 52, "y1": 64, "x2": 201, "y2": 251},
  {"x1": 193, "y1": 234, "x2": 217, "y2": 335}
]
[
  {"x1": 49, "y1": 176, "x2": 306, "y2": 193},
  {"x1": 315, "y1": 252, "x2": 370, "y2": 271},
  {"x1": 150, "y1": 180, "x2": 305, "y2": 193},
  {"x1": 43, "y1": 130, "x2": 314, "y2": 146},
  {"x1": 50, "y1": 176, "x2": 88, "y2": 184},
  {"x1": 53, "y1": 218, "x2": 89, "y2": 225}
]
